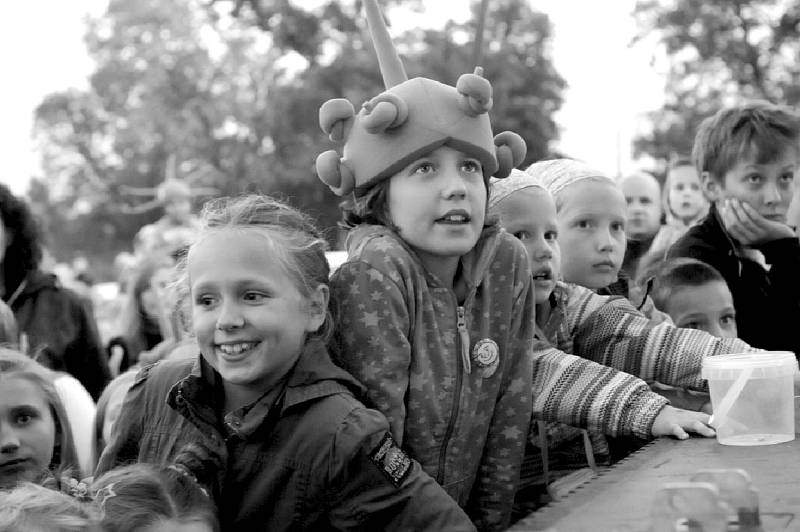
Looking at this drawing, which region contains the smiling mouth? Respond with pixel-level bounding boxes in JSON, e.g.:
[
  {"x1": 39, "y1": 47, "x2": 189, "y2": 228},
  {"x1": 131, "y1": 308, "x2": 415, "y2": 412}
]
[
  {"x1": 216, "y1": 342, "x2": 259, "y2": 358},
  {"x1": 532, "y1": 270, "x2": 553, "y2": 282},
  {"x1": 435, "y1": 211, "x2": 471, "y2": 224}
]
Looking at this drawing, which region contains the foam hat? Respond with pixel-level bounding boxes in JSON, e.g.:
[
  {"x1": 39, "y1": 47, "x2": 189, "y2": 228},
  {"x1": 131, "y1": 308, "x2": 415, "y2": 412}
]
[{"x1": 315, "y1": 0, "x2": 527, "y2": 197}]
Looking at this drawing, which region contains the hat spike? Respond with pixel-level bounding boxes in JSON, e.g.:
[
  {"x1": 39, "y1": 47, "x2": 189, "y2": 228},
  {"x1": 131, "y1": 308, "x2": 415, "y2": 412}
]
[{"x1": 363, "y1": 0, "x2": 408, "y2": 88}]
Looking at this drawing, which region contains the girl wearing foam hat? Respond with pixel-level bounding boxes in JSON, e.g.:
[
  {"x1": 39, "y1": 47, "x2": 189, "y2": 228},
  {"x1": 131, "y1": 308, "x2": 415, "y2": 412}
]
[{"x1": 317, "y1": 1, "x2": 530, "y2": 530}]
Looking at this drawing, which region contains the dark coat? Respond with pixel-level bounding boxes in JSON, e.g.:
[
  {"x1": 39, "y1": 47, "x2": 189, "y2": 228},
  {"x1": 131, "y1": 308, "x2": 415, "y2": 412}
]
[
  {"x1": 10, "y1": 271, "x2": 109, "y2": 399},
  {"x1": 96, "y1": 339, "x2": 476, "y2": 532},
  {"x1": 667, "y1": 205, "x2": 800, "y2": 357}
]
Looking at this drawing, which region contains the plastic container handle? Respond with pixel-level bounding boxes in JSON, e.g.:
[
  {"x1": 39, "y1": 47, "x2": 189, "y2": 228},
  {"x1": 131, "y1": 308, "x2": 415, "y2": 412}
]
[{"x1": 708, "y1": 365, "x2": 753, "y2": 430}]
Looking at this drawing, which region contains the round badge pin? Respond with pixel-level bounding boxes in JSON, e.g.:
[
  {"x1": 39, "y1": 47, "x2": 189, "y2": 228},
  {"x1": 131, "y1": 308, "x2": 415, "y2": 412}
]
[{"x1": 472, "y1": 338, "x2": 499, "y2": 378}]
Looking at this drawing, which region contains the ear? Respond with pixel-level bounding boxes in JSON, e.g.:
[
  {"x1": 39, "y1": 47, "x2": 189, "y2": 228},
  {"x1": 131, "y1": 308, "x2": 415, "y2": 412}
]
[
  {"x1": 701, "y1": 171, "x2": 722, "y2": 202},
  {"x1": 305, "y1": 284, "x2": 329, "y2": 333}
]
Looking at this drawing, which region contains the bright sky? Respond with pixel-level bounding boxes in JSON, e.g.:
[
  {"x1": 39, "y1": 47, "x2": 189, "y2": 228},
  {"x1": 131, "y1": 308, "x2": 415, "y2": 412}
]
[{"x1": 0, "y1": 0, "x2": 665, "y2": 195}]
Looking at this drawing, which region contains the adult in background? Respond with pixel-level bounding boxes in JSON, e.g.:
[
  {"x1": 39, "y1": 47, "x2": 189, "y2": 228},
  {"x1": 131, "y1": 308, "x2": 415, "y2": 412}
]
[
  {"x1": 0, "y1": 184, "x2": 109, "y2": 400},
  {"x1": 619, "y1": 171, "x2": 663, "y2": 278}
]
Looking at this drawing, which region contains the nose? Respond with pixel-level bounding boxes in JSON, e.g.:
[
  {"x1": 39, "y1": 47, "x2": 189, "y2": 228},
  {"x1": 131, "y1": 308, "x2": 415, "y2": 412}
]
[
  {"x1": 763, "y1": 183, "x2": 782, "y2": 205},
  {"x1": 596, "y1": 227, "x2": 616, "y2": 252},
  {"x1": 441, "y1": 167, "x2": 467, "y2": 200},
  {"x1": 0, "y1": 424, "x2": 20, "y2": 454},
  {"x1": 216, "y1": 300, "x2": 244, "y2": 331},
  {"x1": 532, "y1": 236, "x2": 553, "y2": 260}
]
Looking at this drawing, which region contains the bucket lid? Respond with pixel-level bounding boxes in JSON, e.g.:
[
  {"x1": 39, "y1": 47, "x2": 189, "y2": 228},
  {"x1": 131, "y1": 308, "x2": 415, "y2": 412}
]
[{"x1": 702, "y1": 351, "x2": 799, "y2": 380}]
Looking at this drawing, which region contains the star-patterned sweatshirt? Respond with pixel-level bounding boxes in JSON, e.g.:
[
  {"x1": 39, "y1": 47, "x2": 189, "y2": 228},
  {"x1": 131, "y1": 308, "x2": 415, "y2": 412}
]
[{"x1": 330, "y1": 223, "x2": 535, "y2": 532}]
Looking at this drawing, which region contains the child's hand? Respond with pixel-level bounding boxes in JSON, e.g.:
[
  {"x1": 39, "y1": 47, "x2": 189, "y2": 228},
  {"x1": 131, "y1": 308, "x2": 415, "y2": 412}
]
[
  {"x1": 719, "y1": 198, "x2": 795, "y2": 245},
  {"x1": 651, "y1": 406, "x2": 716, "y2": 440}
]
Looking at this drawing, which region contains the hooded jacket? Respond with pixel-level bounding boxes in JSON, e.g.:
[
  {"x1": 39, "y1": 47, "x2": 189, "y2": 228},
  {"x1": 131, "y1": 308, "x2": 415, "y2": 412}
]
[
  {"x1": 95, "y1": 338, "x2": 475, "y2": 531},
  {"x1": 329, "y1": 224, "x2": 535, "y2": 532},
  {"x1": 668, "y1": 204, "x2": 800, "y2": 357},
  {"x1": 10, "y1": 271, "x2": 109, "y2": 400}
]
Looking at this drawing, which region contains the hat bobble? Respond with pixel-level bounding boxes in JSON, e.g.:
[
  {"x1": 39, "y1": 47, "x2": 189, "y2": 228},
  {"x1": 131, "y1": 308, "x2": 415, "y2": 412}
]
[
  {"x1": 361, "y1": 92, "x2": 409, "y2": 134},
  {"x1": 456, "y1": 67, "x2": 493, "y2": 117},
  {"x1": 316, "y1": 150, "x2": 356, "y2": 196},
  {"x1": 319, "y1": 98, "x2": 356, "y2": 142},
  {"x1": 493, "y1": 131, "x2": 527, "y2": 178}
]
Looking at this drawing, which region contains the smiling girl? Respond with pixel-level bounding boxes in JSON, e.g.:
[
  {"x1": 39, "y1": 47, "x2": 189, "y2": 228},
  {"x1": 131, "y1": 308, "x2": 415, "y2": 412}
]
[{"x1": 95, "y1": 195, "x2": 475, "y2": 531}]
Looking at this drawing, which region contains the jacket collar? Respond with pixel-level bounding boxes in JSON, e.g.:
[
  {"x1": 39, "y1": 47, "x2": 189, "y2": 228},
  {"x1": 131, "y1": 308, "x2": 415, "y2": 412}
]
[
  {"x1": 344, "y1": 223, "x2": 503, "y2": 291},
  {"x1": 168, "y1": 339, "x2": 364, "y2": 435}
]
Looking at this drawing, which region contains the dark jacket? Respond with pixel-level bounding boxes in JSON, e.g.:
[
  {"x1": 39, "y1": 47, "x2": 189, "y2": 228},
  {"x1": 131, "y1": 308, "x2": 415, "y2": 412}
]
[
  {"x1": 10, "y1": 271, "x2": 109, "y2": 399},
  {"x1": 667, "y1": 205, "x2": 800, "y2": 357},
  {"x1": 96, "y1": 339, "x2": 476, "y2": 532}
]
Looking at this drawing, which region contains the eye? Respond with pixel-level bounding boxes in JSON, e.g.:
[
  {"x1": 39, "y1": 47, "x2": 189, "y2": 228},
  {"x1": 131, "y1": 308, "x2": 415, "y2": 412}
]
[
  {"x1": 690, "y1": 183, "x2": 700, "y2": 191},
  {"x1": 746, "y1": 173, "x2": 762, "y2": 184},
  {"x1": 545, "y1": 230, "x2": 558, "y2": 241},
  {"x1": 512, "y1": 230, "x2": 531, "y2": 241},
  {"x1": 412, "y1": 162, "x2": 435, "y2": 175},
  {"x1": 462, "y1": 159, "x2": 482, "y2": 173},
  {"x1": 575, "y1": 219, "x2": 592, "y2": 229},
  {"x1": 720, "y1": 314, "x2": 736, "y2": 325},
  {"x1": 14, "y1": 409, "x2": 37, "y2": 426},
  {"x1": 611, "y1": 221, "x2": 625, "y2": 232},
  {"x1": 243, "y1": 291, "x2": 268, "y2": 303},
  {"x1": 682, "y1": 321, "x2": 700, "y2": 330},
  {"x1": 195, "y1": 294, "x2": 217, "y2": 308},
  {"x1": 640, "y1": 197, "x2": 653, "y2": 205},
  {"x1": 779, "y1": 172, "x2": 794, "y2": 184}
]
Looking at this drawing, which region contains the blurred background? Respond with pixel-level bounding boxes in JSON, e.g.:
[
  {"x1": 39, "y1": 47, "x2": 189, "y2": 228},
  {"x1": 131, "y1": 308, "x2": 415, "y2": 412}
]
[{"x1": 2, "y1": 0, "x2": 800, "y2": 281}]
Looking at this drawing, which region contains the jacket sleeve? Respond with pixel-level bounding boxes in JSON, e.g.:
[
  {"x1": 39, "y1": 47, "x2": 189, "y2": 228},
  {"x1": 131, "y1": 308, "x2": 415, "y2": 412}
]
[
  {"x1": 570, "y1": 290, "x2": 755, "y2": 390},
  {"x1": 63, "y1": 295, "x2": 110, "y2": 401},
  {"x1": 94, "y1": 365, "x2": 151, "y2": 476},
  {"x1": 759, "y1": 237, "x2": 800, "y2": 355},
  {"x1": 467, "y1": 273, "x2": 536, "y2": 532},
  {"x1": 532, "y1": 341, "x2": 668, "y2": 439},
  {"x1": 329, "y1": 260, "x2": 412, "y2": 444},
  {"x1": 326, "y1": 407, "x2": 476, "y2": 532}
]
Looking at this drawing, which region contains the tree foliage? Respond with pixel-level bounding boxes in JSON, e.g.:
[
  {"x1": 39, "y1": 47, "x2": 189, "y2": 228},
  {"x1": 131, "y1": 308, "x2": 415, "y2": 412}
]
[
  {"x1": 633, "y1": 0, "x2": 800, "y2": 164},
  {"x1": 31, "y1": 0, "x2": 565, "y2": 276}
]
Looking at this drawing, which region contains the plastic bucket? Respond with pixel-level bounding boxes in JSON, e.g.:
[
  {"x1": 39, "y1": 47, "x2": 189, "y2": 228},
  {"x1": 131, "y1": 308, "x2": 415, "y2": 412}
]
[{"x1": 702, "y1": 351, "x2": 798, "y2": 446}]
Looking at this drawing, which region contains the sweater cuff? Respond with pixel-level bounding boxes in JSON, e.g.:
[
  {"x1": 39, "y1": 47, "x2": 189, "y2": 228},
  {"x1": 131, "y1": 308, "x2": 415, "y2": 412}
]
[{"x1": 625, "y1": 388, "x2": 669, "y2": 439}]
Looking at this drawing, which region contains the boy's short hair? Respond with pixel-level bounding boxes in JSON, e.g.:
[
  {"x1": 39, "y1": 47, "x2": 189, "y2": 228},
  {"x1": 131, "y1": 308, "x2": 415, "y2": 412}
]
[
  {"x1": 647, "y1": 258, "x2": 727, "y2": 311},
  {"x1": 692, "y1": 101, "x2": 800, "y2": 183}
]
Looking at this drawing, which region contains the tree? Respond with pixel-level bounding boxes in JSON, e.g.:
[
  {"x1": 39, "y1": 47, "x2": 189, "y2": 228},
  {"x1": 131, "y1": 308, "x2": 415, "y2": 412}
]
[
  {"x1": 31, "y1": 0, "x2": 565, "y2": 275},
  {"x1": 633, "y1": 0, "x2": 800, "y2": 165}
]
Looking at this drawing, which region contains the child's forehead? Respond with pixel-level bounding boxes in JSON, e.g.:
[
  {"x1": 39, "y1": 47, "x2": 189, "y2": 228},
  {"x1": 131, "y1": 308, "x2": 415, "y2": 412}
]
[
  {"x1": 494, "y1": 187, "x2": 556, "y2": 227},
  {"x1": 558, "y1": 180, "x2": 626, "y2": 215}
]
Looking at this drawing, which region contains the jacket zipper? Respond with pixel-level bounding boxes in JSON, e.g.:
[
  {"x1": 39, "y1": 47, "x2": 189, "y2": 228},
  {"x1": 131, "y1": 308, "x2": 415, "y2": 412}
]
[{"x1": 436, "y1": 304, "x2": 469, "y2": 484}]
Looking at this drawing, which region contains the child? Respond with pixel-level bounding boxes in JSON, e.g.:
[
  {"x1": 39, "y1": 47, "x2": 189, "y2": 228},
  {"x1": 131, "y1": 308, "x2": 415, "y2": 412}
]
[
  {"x1": 0, "y1": 483, "x2": 99, "y2": 532},
  {"x1": 649, "y1": 156, "x2": 709, "y2": 254},
  {"x1": 488, "y1": 171, "x2": 760, "y2": 473},
  {"x1": 488, "y1": 171, "x2": 724, "y2": 507},
  {"x1": 648, "y1": 258, "x2": 736, "y2": 339},
  {"x1": 0, "y1": 349, "x2": 79, "y2": 490},
  {"x1": 317, "y1": 2, "x2": 528, "y2": 530},
  {"x1": 619, "y1": 172, "x2": 662, "y2": 277},
  {"x1": 96, "y1": 195, "x2": 475, "y2": 531},
  {"x1": 91, "y1": 444, "x2": 218, "y2": 532},
  {"x1": 668, "y1": 101, "x2": 800, "y2": 357}
]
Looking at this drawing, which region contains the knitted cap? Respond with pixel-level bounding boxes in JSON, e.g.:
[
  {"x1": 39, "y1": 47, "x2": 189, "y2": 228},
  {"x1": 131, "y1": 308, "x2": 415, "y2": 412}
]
[
  {"x1": 315, "y1": 0, "x2": 526, "y2": 196},
  {"x1": 525, "y1": 159, "x2": 614, "y2": 199},
  {"x1": 488, "y1": 168, "x2": 549, "y2": 211}
]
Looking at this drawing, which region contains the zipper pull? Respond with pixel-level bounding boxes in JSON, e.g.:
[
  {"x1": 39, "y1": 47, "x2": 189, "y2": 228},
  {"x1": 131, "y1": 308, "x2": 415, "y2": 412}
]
[{"x1": 457, "y1": 306, "x2": 471, "y2": 374}]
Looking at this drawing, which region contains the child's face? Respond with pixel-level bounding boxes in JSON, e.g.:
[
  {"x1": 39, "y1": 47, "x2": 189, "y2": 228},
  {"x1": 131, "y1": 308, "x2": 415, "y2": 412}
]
[
  {"x1": 387, "y1": 145, "x2": 486, "y2": 276},
  {"x1": 621, "y1": 174, "x2": 662, "y2": 239},
  {"x1": 0, "y1": 375, "x2": 56, "y2": 489},
  {"x1": 494, "y1": 187, "x2": 560, "y2": 304},
  {"x1": 667, "y1": 165, "x2": 707, "y2": 222},
  {"x1": 557, "y1": 181, "x2": 627, "y2": 289},
  {"x1": 665, "y1": 281, "x2": 737, "y2": 339},
  {"x1": 705, "y1": 146, "x2": 798, "y2": 221},
  {"x1": 189, "y1": 231, "x2": 327, "y2": 401}
]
